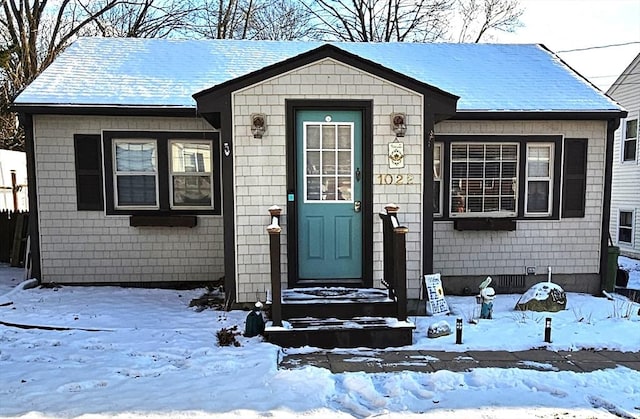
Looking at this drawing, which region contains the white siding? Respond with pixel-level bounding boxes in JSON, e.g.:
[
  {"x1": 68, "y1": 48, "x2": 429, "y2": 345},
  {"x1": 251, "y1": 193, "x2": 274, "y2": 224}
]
[
  {"x1": 33, "y1": 115, "x2": 225, "y2": 284},
  {"x1": 609, "y1": 56, "x2": 640, "y2": 258}
]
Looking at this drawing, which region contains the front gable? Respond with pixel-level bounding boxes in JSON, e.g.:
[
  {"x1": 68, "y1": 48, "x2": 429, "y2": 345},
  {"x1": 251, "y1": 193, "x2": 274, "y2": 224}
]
[{"x1": 193, "y1": 44, "x2": 459, "y2": 125}]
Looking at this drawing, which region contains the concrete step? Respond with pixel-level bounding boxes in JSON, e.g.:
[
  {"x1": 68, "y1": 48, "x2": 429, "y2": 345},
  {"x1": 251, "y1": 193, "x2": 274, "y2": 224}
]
[{"x1": 264, "y1": 316, "x2": 415, "y2": 349}]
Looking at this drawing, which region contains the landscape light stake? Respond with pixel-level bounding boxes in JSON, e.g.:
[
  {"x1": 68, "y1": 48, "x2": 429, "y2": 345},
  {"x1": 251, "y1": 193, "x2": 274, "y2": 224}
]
[
  {"x1": 544, "y1": 317, "x2": 552, "y2": 343},
  {"x1": 456, "y1": 318, "x2": 463, "y2": 344}
]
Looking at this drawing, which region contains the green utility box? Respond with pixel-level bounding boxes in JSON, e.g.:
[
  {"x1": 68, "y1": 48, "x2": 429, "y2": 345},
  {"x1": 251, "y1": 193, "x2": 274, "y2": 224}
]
[{"x1": 605, "y1": 245, "x2": 620, "y2": 293}]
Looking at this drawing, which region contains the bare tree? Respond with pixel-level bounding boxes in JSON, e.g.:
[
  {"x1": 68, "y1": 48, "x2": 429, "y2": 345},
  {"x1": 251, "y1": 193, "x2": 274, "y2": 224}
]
[
  {"x1": 0, "y1": 0, "x2": 206, "y2": 150},
  {"x1": 189, "y1": 0, "x2": 253, "y2": 39},
  {"x1": 249, "y1": 0, "x2": 319, "y2": 41},
  {"x1": 89, "y1": 0, "x2": 201, "y2": 38},
  {"x1": 301, "y1": 0, "x2": 453, "y2": 42},
  {"x1": 1, "y1": 0, "x2": 124, "y2": 150},
  {"x1": 456, "y1": 0, "x2": 523, "y2": 43}
]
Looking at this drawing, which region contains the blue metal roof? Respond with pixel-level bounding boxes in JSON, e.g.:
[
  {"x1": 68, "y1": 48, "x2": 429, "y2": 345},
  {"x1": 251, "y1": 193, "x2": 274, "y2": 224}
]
[{"x1": 14, "y1": 37, "x2": 622, "y2": 113}]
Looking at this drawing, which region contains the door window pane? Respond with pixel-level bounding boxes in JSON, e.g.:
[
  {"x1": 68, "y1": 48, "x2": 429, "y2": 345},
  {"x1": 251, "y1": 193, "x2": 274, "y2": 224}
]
[
  {"x1": 307, "y1": 125, "x2": 321, "y2": 149},
  {"x1": 304, "y1": 122, "x2": 353, "y2": 202}
]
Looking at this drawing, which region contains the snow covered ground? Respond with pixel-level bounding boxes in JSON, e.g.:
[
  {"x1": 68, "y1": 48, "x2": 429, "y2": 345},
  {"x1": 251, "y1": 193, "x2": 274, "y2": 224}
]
[{"x1": 0, "y1": 259, "x2": 639, "y2": 419}]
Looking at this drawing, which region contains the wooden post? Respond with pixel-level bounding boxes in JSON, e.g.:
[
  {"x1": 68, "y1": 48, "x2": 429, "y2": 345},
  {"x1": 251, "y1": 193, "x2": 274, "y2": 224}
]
[
  {"x1": 379, "y1": 203, "x2": 400, "y2": 299},
  {"x1": 267, "y1": 206, "x2": 282, "y2": 327},
  {"x1": 393, "y1": 224, "x2": 409, "y2": 322},
  {"x1": 10, "y1": 170, "x2": 18, "y2": 211}
]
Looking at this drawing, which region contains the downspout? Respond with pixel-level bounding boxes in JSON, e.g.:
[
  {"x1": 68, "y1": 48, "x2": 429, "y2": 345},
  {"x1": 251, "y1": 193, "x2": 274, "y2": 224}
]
[
  {"x1": 219, "y1": 104, "x2": 237, "y2": 308},
  {"x1": 599, "y1": 117, "x2": 621, "y2": 294},
  {"x1": 19, "y1": 113, "x2": 41, "y2": 282},
  {"x1": 422, "y1": 112, "x2": 435, "y2": 296}
]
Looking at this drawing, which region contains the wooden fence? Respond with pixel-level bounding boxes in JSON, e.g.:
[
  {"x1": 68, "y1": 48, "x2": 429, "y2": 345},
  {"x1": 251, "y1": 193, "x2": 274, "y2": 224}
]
[{"x1": 0, "y1": 210, "x2": 29, "y2": 267}]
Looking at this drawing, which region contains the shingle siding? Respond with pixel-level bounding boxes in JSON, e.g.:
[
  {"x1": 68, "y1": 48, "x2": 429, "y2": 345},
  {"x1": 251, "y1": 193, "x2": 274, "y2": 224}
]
[
  {"x1": 232, "y1": 58, "x2": 424, "y2": 302},
  {"x1": 434, "y1": 119, "x2": 607, "y2": 293},
  {"x1": 33, "y1": 115, "x2": 225, "y2": 285}
]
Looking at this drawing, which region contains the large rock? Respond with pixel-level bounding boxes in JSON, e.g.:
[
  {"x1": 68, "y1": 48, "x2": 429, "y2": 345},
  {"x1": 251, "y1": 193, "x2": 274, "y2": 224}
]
[
  {"x1": 515, "y1": 282, "x2": 567, "y2": 312},
  {"x1": 427, "y1": 320, "x2": 452, "y2": 338}
]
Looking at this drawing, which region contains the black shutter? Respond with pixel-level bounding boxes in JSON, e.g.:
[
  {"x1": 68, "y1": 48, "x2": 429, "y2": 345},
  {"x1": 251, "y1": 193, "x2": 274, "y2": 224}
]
[
  {"x1": 74, "y1": 134, "x2": 104, "y2": 211},
  {"x1": 562, "y1": 139, "x2": 587, "y2": 218}
]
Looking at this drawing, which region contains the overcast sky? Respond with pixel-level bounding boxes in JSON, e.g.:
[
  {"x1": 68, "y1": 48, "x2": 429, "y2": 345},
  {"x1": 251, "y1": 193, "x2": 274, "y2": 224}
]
[{"x1": 493, "y1": 0, "x2": 640, "y2": 92}]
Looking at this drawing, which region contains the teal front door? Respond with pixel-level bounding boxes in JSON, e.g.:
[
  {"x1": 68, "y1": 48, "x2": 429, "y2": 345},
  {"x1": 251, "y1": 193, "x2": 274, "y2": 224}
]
[{"x1": 296, "y1": 110, "x2": 363, "y2": 281}]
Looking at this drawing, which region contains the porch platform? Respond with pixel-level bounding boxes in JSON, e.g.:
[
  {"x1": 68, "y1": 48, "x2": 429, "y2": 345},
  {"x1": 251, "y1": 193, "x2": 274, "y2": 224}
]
[
  {"x1": 280, "y1": 287, "x2": 398, "y2": 319},
  {"x1": 265, "y1": 287, "x2": 414, "y2": 349}
]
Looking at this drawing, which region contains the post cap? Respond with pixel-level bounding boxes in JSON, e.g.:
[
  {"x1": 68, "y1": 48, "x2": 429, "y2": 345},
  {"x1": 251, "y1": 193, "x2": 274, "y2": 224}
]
[{"x1": 268, "y1": 205, "x2": 282, "y2": 216}]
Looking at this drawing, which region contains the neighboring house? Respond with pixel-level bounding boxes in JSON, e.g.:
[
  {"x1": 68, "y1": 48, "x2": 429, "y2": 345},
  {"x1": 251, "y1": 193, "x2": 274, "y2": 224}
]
[
  {"x1": 12, "y1": 38, "x2": 625, "y2": 307},
  {"x1": 608, "y1": 53, "x2": 640, "y2": 259},
  {"x1": 0, "y1": 149, "x2": 29, "y2": 211}
]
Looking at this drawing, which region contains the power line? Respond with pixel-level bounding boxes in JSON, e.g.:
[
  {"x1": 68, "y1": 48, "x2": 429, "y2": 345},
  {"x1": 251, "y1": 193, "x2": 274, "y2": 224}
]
[
  {"x1": 589, "y1": 71, "x2": 640, "y2": 79},
  {"x1": 557, "y1": 41, "x2": 640, "y2": 53}
]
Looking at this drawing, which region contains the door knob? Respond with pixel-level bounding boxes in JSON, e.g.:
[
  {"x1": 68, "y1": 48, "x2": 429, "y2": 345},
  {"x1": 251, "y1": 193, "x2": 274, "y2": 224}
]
[{"x1": 354, "y1": 201, "x2": 361, "y2": 212}]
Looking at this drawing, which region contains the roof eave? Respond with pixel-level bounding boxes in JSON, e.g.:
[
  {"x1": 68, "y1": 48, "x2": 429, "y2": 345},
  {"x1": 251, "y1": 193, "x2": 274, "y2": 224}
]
[
  {"x1": 10, "y1": 103, "x2": 198, "y2": 117},
  {"x1": 452, "y1": 109, "x2": 628, "y2": 120}
]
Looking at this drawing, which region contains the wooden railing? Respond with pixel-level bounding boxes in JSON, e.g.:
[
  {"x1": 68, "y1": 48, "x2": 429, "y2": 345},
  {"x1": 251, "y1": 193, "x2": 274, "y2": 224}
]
[
  {"x1": 379, "y1": 204, "x2": 408, "y2": 322},
  {"x1": 266, "y1": 205, "x2": 282, "y2": 327}
]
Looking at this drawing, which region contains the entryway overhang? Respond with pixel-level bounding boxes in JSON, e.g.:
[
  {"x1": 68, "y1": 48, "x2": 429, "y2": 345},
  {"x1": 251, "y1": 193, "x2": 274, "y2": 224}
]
[{"x1": 192, "y1": 43, "x2": 459, "y2": 304}]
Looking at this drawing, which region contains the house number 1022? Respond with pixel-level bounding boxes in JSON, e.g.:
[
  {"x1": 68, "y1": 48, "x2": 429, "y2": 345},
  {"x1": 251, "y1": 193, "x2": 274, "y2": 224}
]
[{"x1": 376, "y1": 174, "x2": 415, "y2": 185}]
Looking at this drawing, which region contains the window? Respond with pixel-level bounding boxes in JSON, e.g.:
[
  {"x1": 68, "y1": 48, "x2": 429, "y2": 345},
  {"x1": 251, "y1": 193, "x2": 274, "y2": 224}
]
[
  {"x1": 450, "y1": 143, "x2": 518, "y2": 217},
  {"x1": 526, "y1": 144, "x2": 553, "y2": 216},
  {"x1": 103, "y1": 131, "x2": 220, "y2": 215},
  {"x1": 622, "y1": 116, "x2": 638, "y2": 162},
  {"x1": 433, "y1": 143, "x2": 442, "y2": 216},
  {"x1": 618, "y1": 210, "x2": 634, "y2": 245},
  {"x1": 114, "y1": 140, "x2": 158, "y2": 208},
  {"x1": 170, "y1": 141, "x2": 213, "y2": 208}
]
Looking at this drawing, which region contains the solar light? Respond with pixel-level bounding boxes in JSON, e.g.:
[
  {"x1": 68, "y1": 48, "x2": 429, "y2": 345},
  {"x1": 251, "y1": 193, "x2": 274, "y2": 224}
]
[
  {"x1": 544, "y1": 317, "x2": 552, "y2": 343},
  {"x1": 456, "y1": 318, "x2": 463, "y2": 344}
]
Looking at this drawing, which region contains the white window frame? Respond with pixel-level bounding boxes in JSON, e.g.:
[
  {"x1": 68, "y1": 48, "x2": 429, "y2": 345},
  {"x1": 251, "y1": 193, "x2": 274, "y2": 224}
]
[
  {"x1": 525, "y1": 143, "x2": 554, "y2": 216},
  {"x1": 618, "y1": 209, "x2": 634, "y2": 246},
  {"x1": 433, "y1": 143, "x2": 443, "y2": 217},
  {"x1": 169, "y1": 140, "x2": 214, "y2": 210},
  {"x1": 302, "y1": 121, "x2": 354, "y2": 203},
  {"x1": 621, "y1": 113, "x2": 638, "y2": 163},
  {"x1": 113, "y1": 139, "x2": 158, "y2": 210},
  {"x1": 449, "y1": 142, "x2": 519, "y2": 218}
]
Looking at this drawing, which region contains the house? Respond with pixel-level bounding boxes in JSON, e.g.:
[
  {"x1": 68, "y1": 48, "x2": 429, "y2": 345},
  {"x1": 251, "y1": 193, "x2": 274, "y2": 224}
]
[
  {"x1": 0, "y1": 149, "x2": 29, "y2": 211},
  {"x1": 12, "y1": 38, "x2": 625, "y2": 345},
  {"x1": 608, "y1": 52, "x2": 640, "y2": 260}
]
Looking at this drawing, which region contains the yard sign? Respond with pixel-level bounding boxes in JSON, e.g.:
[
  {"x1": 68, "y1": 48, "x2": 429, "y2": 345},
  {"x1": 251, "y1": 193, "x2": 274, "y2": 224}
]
[{"x1": 424, "y1": 273, "x2": 450, "y2": 315}]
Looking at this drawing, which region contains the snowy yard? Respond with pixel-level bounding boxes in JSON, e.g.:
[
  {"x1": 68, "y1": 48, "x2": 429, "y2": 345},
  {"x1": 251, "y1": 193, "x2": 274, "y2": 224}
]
[{"x1": 0, "y1": 258, "x2": 639, "y2": 419}]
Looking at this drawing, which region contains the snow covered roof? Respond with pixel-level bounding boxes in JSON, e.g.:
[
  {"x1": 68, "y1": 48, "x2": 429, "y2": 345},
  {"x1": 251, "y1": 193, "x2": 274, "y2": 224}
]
[{"x1": 14, "y1": 37, "x2": 623, "y2": 113}]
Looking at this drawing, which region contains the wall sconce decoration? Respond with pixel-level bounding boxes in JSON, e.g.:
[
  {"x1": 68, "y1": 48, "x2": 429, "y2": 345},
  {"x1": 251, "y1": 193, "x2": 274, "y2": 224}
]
[
  {"x1": 391, "y1": 112, "x2": 407, "y2": 137},
  {"x1": 251, "y1": 113, "x2": 267, "y2": 139}
]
